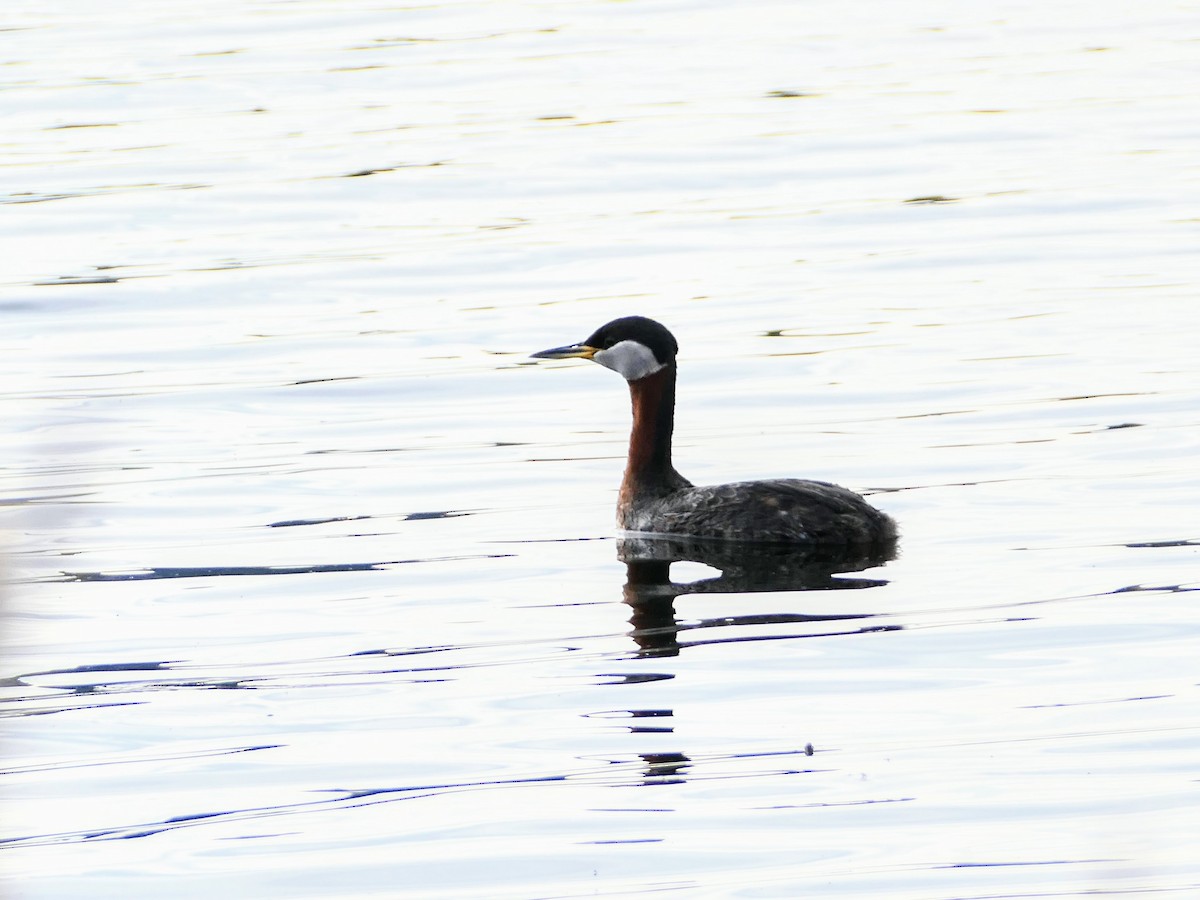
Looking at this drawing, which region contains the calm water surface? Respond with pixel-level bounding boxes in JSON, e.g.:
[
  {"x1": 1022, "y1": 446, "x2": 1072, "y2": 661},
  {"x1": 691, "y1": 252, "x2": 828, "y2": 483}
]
[{"x1": 3, "y1": 1, "x2": 1199, "y2": 898}]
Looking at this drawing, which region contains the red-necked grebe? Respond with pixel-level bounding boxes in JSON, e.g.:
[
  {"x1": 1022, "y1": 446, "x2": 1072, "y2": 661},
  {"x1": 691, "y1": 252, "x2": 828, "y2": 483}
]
[{"x1": 532, "y1": 316, "x2": 896, "y2": 547}]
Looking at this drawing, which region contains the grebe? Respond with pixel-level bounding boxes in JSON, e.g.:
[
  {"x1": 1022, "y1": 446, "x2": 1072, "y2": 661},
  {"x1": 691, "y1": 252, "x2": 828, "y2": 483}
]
[{"x1": 532, "y1": 316, "x2": 896, "y2": 547}]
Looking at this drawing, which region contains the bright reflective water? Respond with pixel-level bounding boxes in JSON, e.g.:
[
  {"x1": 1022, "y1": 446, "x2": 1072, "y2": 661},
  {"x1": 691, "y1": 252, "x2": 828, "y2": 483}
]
[{"x1": 3, "y1": 1, "x2": 1199, "y2": 897}]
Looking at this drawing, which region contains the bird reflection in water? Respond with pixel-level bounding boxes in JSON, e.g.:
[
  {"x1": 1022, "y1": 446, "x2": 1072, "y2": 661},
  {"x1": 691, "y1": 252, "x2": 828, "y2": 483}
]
[{"x1": 618, "y1": 533, "x2": 899, "y2": 657}]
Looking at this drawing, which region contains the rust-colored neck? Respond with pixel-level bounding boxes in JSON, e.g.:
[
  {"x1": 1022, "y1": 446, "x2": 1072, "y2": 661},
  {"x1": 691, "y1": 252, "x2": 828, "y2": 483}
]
[{"x1": 620, "y1": 364, "x2": 688, "y2": 502}]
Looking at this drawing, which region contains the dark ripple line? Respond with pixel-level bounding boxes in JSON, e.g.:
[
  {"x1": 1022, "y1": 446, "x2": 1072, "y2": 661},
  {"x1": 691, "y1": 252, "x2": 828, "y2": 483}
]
[
  {"x1": 266, "y1": 509, "x2": 471, "y2": 527},
  {"x1": 0, "y1": 743, "x2": 279, "y2": 777},
  {"x1": 0, "y1": 748, "x2": 824, "y2": 850},
  {"x1": 30, "y1": 553, "x2": 513, "y2": 583},
  {"x1": 4, "y1": 615, "x2": 904, "y2": 706}
]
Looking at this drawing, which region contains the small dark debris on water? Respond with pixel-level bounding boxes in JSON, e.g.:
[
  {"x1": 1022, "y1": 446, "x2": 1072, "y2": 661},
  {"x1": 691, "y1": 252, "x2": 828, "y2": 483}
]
[{"x1": 904, "y1": 195, "x2": 959, "y2": 204}]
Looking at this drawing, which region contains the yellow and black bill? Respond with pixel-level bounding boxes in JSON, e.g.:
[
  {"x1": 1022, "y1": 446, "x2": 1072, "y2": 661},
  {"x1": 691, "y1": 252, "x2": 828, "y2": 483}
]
[{"x1": 530, "y1": 343, "x2": 598, "y2": 360}]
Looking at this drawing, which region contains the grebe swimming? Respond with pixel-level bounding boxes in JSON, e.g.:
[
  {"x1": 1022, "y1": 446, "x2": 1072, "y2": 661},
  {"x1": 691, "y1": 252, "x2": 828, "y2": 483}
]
[{"x1": 532, "y1": 316, "x2": 896, "y2": 547}]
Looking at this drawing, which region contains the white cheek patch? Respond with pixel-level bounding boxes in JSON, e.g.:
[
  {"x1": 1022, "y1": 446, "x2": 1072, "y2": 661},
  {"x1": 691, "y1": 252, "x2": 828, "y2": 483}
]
[{"x1": 593, "y1": 340, "x2": 665, "y2": 381}]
